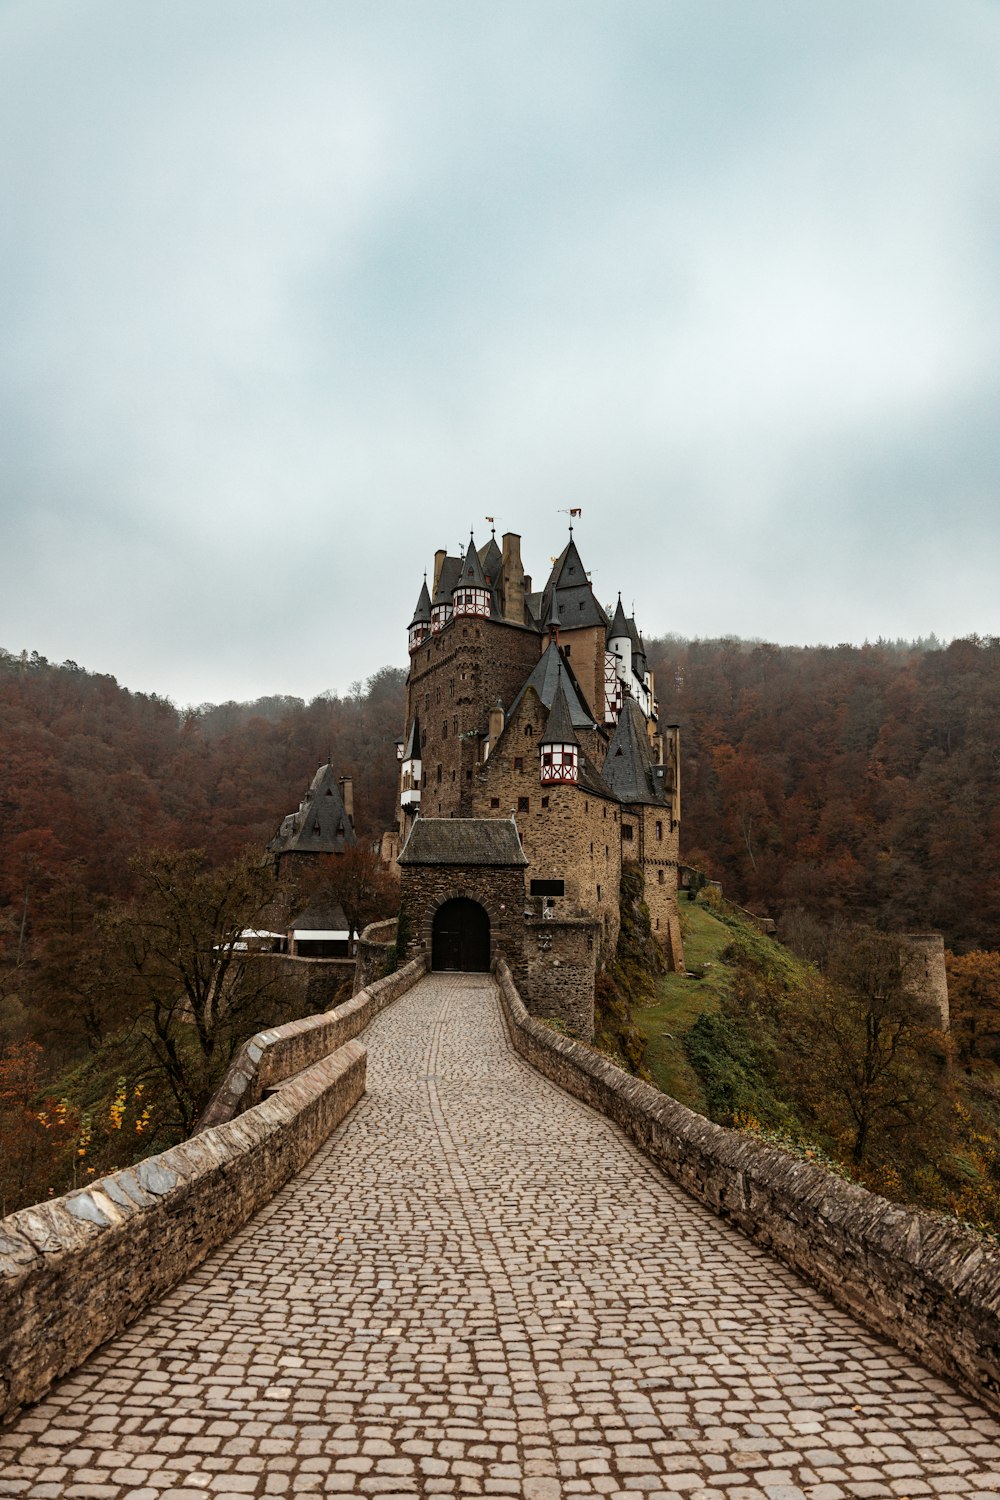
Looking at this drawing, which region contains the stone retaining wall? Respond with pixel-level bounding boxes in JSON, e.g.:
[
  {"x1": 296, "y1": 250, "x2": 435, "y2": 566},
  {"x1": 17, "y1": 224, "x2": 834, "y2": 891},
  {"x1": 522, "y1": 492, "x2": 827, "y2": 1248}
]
[
  {"x1": 197, "y1": 955, "x2": 427, "y2": 1131},
  {"x1": 495, "y1": 958, "x2": 1000, "y2": 1415},
  {"x1": 0, "y1": 1040, "x2": 366, "y2": 1424}
]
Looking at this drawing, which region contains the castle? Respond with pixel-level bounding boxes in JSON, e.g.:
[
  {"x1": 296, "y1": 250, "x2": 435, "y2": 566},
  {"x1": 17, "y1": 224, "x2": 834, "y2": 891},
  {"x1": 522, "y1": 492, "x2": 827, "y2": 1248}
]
[{"x1": 388, "y1": 526, "x2": 683, "y2": 1037}]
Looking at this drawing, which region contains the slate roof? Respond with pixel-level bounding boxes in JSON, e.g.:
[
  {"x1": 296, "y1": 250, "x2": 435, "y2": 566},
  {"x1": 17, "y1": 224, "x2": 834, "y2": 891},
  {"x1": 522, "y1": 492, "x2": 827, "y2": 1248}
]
[
  {"x1": 454, "y1": 536, "x2": 488, "y2": 593},
  {"x1": 403, "y1": 713, "x2": 421, "y2": 761},
  {"x1": 409, "y1": 577, "x2": 432, "y2": 627},
  {"x1": 288, "y1": 895, "x2": 350, "y2": 934},
  {"x1": 602, "y1": 699, "x2": 668, "y2": 806},
  {"x1": 398, "y1": 817, "x2": 528, "y2": 867},
  {"x1": 478, "y1": 535, "x2": 503, "y2": 585},
  {"x1": 607, "y1": 595, "x2": 631, "y2": 644},
  {"x1": 540, "y1": 676, "x2": 580, "y2": 746},
  {"x1": 540, "y1": 539, "x2": 608, "y2": 632},
  {"x1": 509, "y1": 641, "x2": 596, "y2": 729},
  {"x1": 432, "y1": 556, "x2": 462, "y2": 607},
  {"x1": 628, "y1": 616, "x2": 647, "y2": 670},
  {"x1": 268, "y1": 763, "x2": 357, "y2": 855}
]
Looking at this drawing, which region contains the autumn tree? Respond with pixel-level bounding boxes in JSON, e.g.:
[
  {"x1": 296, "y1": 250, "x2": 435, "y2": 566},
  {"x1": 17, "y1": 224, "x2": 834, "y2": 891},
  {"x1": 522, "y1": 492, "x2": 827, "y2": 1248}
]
[
  {"x1": 781, "y1": 927, "x2": 949, "y2": 1166},
  {"x1": 946, "y1": 948, "x2": 1000, "y2": 1064},
  {"x1": 106, "y1": 849, "x2": 300, "y2": 1133}
]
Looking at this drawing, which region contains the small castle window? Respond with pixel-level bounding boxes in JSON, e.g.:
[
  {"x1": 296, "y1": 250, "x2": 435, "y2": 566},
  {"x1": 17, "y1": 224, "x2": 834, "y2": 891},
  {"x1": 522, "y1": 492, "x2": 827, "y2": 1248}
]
[
  {"x1": 490, "y1": 797, "x2": 500, "y2": 808},
  {"x1": 514, "y1": 757, "x2": 523, "y2": 771},
  {"x1": 658, "y1": 869, "x2": 665, "y2": 884},
  {"x1": 564, "y1": 644, "x2": 571, "y2": 656},
  {"x1": 449, "y1": 679, "x2": 454, "y2": 697},
  {"x1": 541, "y1": 796, "x2": 549, "y2": 808},
  {"x1": 453, "y1": 716, "x2": 458, "y2": 734},
  {"x1": 622, "y1": 825, "x2": 634, "y2": 842},
  {"x1": 597, "y1": 884, "x2": 601, "y2": 900},
  {"x1": 442, "y1": 722, "x2": 447, "y2": 739},
  {"x1": 518, "y1": 797, "x2": 530, "y2": 813},
  {"x1": 436, "y1": 764, "x2": 442, "y2": 784},
  {"x1": 463, "y1": 627, "x2": 469, "y2": 637},
  {"x1": 656, "y1": 820, "x2": 663, "y2": 841},
  {"x1": 525, "y1": 724, "x2": 532, "y2": 736}
]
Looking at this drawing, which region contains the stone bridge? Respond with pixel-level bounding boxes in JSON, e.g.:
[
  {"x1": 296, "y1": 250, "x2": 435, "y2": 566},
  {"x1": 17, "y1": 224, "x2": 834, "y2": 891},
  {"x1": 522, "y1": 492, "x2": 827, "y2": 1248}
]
[{"x1": 2, "y1": 971, "x2": 1000, "y2": 1497}]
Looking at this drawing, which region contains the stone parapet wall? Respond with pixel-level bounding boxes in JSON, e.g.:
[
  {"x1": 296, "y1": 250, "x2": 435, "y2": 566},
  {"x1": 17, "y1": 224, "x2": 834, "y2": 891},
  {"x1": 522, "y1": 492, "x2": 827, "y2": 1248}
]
[
  {"x1": 199, "y1": 955, "x2": 427, "y2": 1130},
  {"x1": 0, "y1": 1041, "x2": 366, "y2": 1424},
  {"x1": 246, "y1": 951, "x2": 356, "y2": 1012},
  {"x1": 495, "y1": 958, "x2": 1000, "y2": 1414},
  {"x1": 353, "y1": 918, "x2": 400, "y2": 995}
]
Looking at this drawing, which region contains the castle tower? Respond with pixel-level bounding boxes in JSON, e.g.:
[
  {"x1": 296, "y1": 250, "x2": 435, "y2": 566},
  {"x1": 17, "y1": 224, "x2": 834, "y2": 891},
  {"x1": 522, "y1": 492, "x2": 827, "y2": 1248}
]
[
  {"x1": 452, "y1": 534, "x2": 493, "y2": 619},
  {"x1": 539, "y1": 676, "x2": 581, "y2": 785},
  {"x1": 408, "y1": 577, "x2": 432, "y2": 654}
]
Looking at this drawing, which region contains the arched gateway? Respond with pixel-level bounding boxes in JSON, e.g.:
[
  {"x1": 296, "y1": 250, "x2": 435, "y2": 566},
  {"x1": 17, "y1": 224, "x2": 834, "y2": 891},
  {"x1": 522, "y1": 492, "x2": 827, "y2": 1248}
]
[{"x1": 432, "y1": 897, "x2": 490, "y2": 972}]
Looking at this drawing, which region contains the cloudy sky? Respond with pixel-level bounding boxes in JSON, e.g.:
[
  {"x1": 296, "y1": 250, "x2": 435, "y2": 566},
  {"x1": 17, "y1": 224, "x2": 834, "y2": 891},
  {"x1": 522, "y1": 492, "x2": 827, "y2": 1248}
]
[{"x1": 2, "y1": 1, "x2": 998, "y2": 706}]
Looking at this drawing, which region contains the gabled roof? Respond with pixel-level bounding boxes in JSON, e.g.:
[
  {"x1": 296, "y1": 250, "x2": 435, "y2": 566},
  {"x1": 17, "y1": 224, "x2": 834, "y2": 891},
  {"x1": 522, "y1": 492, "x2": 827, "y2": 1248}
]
[
  {"x1": 454, "y1": 535, "x2": 488, "y2": 593},
  {"x1": 409, "y1": 577, "x2": 432, "y2": 627},
  {"x1": 403, "y1": 713, "x2": 421, "y2": 760},
  {"x1": 607, "y1": 594, "x2": 631, "y2": 644},
  {"x1": 509, "y1": 640, "x2": 596, "y2": 729},
  {"x1": 602, "y1": 699, "x2": 667, "y2": 807},
  {"x1": 268, "y1": 763, "x2": 357, "y2": 855},
  {"x1": 398, "y1": 817, "x2": 528, "y2": 867},
  {"x1": 540, "y1": 538, "x2": 608, "y2": 632},
  {"x1": 540, "y1": 676, "x2": 580, "y2": 747},
  {"x1": 432, "y1": 556, "x2": 461, "y2": 606}
]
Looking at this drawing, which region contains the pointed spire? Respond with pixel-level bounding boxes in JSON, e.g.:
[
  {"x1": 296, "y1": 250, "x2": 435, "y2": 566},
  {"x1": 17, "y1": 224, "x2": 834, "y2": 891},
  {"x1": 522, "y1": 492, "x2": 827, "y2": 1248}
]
[
  {"x1": 607, "y1": 592, "x2": 630, "y2": 644},
  {"x1": 454, "y1": 533, "x2": 488, "y2": 593},
  {"x1": 409, "y1": 574, "x2": 432, "y2": 627},
  {"x1": 540, "y1": 673, "x2": 580, "y2": 746}
]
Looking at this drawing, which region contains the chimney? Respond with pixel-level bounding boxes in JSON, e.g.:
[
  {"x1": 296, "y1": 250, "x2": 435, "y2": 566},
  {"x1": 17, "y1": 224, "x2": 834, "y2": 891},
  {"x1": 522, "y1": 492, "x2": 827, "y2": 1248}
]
[
  {"x1": 433, "y1": 549, "x2": 446, "y2": 594},
  {"x1": 487, "y1": 698, "x2": 505, "y2": 760},
  {"x1": 339, "y1": 776, "x2": 354, "y2": 821},
  {"x1": 501, "y1": 532, "x2": 525, "y2": 624}
]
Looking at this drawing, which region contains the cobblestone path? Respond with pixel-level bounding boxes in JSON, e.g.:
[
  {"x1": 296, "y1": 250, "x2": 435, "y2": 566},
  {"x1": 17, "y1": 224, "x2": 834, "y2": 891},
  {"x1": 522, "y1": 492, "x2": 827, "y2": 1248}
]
[{"x1": 3, "y1": 973, "x2": 1000, "y2": 1500}]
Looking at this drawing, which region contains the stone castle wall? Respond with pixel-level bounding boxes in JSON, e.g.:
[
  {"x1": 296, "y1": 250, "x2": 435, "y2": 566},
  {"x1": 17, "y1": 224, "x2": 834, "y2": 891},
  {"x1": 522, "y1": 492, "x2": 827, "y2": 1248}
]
[
  {"x1": 517, "y1": 916, "x2": 598, "y2": 1039},
  {"x1": 472, "y1": 687, "x2": 622, "y2": 959},
  {"x1": 405, "y1": 615, "x2": 541, "y2": 822},
  {"x1": 495, "y1": 958, "x2": 1000, "y2": 1416}
]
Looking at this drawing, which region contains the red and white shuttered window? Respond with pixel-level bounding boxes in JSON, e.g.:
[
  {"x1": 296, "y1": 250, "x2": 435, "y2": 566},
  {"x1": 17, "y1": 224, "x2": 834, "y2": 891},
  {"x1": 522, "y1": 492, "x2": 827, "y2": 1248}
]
[
  {"x1": 453, "y1": 588, "x2": 491, "y2": 618},
  {"x1": 540, "y1": 744, "x2": 579, "y2": 784}
]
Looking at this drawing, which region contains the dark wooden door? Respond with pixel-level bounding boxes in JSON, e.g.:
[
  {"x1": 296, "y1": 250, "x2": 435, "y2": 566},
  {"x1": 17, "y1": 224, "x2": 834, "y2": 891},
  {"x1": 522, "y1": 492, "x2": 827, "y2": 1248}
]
[{"x1": 431, "y1": 898, "x2": 490, "y2": 972}]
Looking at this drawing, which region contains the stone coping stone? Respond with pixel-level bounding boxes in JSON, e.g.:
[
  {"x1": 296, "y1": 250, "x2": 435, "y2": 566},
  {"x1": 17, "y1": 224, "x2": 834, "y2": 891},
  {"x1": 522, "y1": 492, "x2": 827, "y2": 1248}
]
[
  {"x1": 0, "y1": 1041, "x2": 366, "y2": 1423},
  {"x1": 196, "y1": 953, "x2": 427, "y2": 1131},
  {"x1": 495, "y1": 957, "x2": 1000, "y2": 1415}
]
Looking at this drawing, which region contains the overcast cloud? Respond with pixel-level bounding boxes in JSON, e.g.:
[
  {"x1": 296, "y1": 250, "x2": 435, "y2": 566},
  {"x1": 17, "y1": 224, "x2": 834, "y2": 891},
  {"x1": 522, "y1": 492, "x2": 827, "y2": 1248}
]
[{"x1": 2, "y1": 0, "x2": 998, "y2": 706}]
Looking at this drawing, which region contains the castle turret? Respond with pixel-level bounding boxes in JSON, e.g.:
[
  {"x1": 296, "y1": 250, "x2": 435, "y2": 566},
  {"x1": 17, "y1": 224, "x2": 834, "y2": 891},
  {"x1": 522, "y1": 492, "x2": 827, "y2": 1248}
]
[
  {"x1": 408, "y1": 576, "x2": 432, "y2": 653},
  {"x1": 539, "y1": 676, "x2": 580, "y2": 785},
  {"x1": 453, "y1": 534, "x2": 492, "y2": 619},
  {"x1": 607, "y1": 596, "x2": 632, "y2": 680}
]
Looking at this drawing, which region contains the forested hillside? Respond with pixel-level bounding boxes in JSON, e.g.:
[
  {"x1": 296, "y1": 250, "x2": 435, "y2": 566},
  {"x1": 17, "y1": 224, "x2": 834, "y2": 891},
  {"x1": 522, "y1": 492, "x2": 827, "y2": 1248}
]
[
  {"x1": 0, "y1": 648, "x2": 404, "y2": 998},
  {"x1": 647, "y1": 633, "x2": 1000, "y2": 952},
  {"x1": 2, "y1": 634, "x2": 1000, "y2": 1215}
]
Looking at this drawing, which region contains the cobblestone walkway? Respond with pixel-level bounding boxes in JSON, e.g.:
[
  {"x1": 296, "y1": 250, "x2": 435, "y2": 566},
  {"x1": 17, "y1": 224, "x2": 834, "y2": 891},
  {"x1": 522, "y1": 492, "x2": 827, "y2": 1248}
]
[{"x1": 3, "y1": 973, "x2": 1000, "y2": 1500}]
